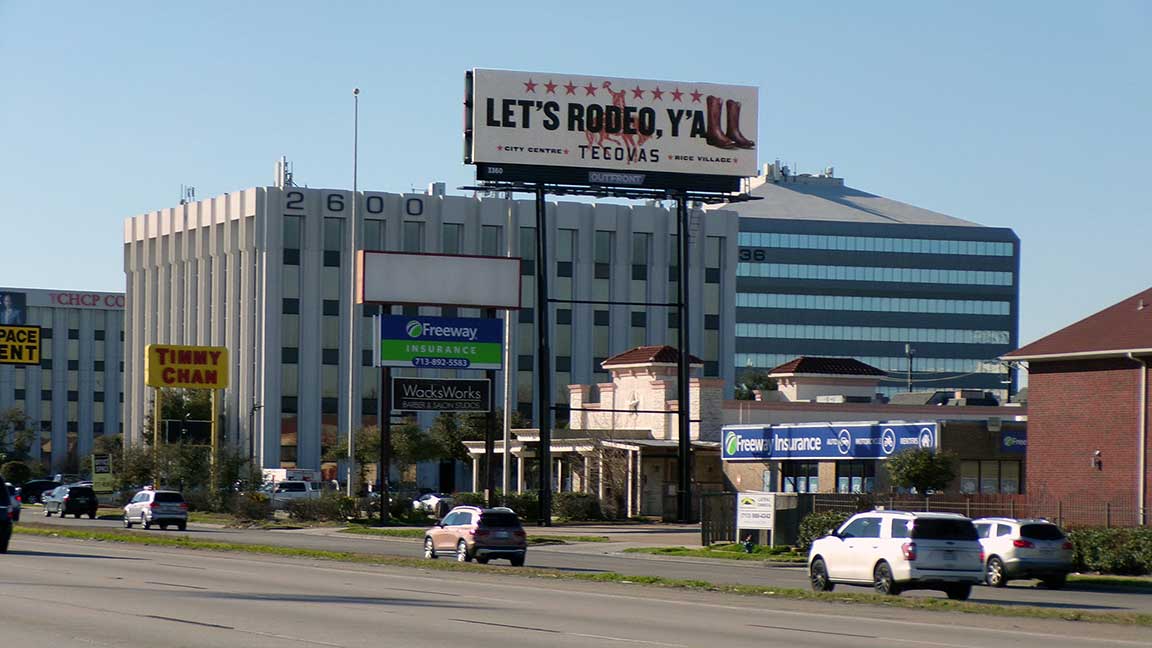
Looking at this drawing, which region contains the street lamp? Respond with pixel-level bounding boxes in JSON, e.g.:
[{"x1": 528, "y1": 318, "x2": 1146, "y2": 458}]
[
  {"x1": 248, "y1": 403, "x2": 263, "y2": 465},
  {"x1": 905, "y1": 343, "x2": 916, "y2": 393}
]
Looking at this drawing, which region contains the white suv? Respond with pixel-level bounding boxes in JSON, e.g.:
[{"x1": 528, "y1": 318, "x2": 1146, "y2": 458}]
[
  {"x1": 808, "y1": 510, "x2": 984, "y2": 600},
  {"x1": 972, "y1": 517, "x2": 1073, "y2": 588},
  {"x1": 123, "y1": 489, "x2": 188, "y2": 531}
]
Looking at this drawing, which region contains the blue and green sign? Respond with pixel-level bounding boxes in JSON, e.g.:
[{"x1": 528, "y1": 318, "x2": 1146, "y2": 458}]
[
  {"x1": 722, "y1": 422, "x2": 938, "y2": 461},
  {"x1": 378, "y1": 315, "x2": 504, "y2": 370}
]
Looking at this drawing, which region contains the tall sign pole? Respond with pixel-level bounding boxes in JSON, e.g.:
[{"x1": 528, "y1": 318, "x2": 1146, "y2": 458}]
[
  {"x1": 534, "y1": 184, "x2": 552, "y2": 526},
  {"x1": 345, "y1": 87, "x2": 360, "y2": 497},
  {"x1": 675, "y1": 195, "x2": 692, "y2": 523},
  {"x1": 502, "y1": 198, "x2": 514, "y2": 501}
]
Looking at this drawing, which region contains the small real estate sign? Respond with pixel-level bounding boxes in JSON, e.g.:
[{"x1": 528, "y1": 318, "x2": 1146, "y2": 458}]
[
  {"x1": 392, "y1": 378, "x2": 491, "y2": 413},
  {"x1": 377, "y1": 315, "x2": 504, "y2": 370},
  {"x1": 145, "y1": 344, "x2": 229, "y2": 389},
  {"x1": 736, "y1": 491, "x2": 775, "y2": 530},
  {"x1": 0, "y1": 325, "x2": 41, "y2": 365},
  {"x1": 91, "y1": 453, "x2": 114, "y2": 493}
]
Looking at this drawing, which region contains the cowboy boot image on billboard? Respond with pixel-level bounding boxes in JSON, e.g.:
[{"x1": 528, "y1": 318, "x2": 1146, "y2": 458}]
[
  {"x1": 725, "y1": 99, "x2": 755, "y2": 149},
  {"x1": 705, "y1": 95, "x2": 737, "y2": 149}
]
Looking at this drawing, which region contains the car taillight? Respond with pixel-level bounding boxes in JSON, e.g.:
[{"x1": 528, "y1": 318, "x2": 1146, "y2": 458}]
[
  {"x1": 62, "y1": 494, "x2": 69, "y2": 501},
  {"x1": 179, "y1": 503, "x2": 188, "y2": 510},
  {"x1": 513, "y1": 529, "x2": 525, "y2": 537},
  {"x1": 1013, "y1": 539, "x2": 1034, "y2": 548},
  {"x1": 473, "y1": 528, "x2": 490, "y2": 537},
  {"x1": 1062, "y1": 541, "x2": 1073, "y2": 550},
  {"x1": 979, "y1": 551, "x2": 985, "y2": 563},
  {"x1": 15, "y1": 495, "x2": 21, "y2": 503},
  {"x1": 901, "y1": 542, "x2": 917, "y2": 561},
  {"x1": 150, "y1": 502, "x2": 159, "y2": 509}
]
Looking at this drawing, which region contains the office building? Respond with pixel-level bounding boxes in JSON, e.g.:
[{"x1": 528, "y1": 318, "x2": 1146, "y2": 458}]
[
  {"x1": 0, "y1": 286, "x2": 125, "y2": 470},
  {"x1": 122, "y1": 167, "x2": 739, "y2": 474},
  {"x1": 716, "y1": 165, "x2": 1020, "y2": 400}
]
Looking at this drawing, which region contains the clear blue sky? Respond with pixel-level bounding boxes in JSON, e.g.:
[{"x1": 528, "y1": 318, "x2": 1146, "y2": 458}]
[{"x1": 1, "y1": 1, "x2": 1148, "y2": 346}]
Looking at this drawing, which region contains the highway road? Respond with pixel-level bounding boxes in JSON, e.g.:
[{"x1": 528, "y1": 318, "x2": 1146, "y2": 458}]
[
  {"x1": 2, "y1": 534, "x2": 1148, "y2": 648},
  {"x1": 21, "y1": 514, "x2": 1152, "y2": 616}
]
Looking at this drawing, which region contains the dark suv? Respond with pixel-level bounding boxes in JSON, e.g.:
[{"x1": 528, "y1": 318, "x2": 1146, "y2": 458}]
[
  {"x1": 0, "y1": 484, "x2": 11, "y2": 552},
  {"x1": 43, "y1": 485, "x2": 99, "y2": 519}
]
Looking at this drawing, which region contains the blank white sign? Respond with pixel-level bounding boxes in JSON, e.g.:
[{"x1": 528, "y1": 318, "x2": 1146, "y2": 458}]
[{"x1": 358, "y1": 251, "x2": 522, "y2": 309}]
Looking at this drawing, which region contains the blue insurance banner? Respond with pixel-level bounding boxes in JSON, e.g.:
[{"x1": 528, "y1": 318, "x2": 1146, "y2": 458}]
[
  {"x1": 378, "y1": 315, "x2": 505, "y2": 370},
  {"x1": 1000, "y1": 429, "x2": 1027, "y2": 453},
  {"x1": 722, "y1": 422, "x2": 937, "y2": 461}
]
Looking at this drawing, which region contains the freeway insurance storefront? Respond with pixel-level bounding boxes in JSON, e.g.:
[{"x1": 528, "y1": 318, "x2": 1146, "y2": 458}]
[{"x1": 721, "y1": 421, "x2": 937, "y2": 494}]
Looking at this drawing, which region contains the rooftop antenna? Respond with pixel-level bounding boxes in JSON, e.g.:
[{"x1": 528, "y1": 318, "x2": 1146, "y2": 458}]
[
  {"x1": 274, "y1": 156, "x2": 296, "y2": 188},
  {"x1": 179, "y1": 185, "x2": 196, "y2": 205}
]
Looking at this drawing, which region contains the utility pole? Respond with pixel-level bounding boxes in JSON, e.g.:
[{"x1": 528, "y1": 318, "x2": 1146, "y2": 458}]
[{"x1": 905, "y1": 343, "x2": 915, "y2": 392}]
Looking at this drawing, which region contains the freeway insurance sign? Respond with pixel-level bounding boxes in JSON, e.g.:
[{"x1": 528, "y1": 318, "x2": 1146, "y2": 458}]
[{"x1": 377, "y1": 315, "x2": 504, "y2": 370}]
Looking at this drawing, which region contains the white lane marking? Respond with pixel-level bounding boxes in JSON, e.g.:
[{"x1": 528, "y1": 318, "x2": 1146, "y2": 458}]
[{"x1": 569, "y1": 632, "x2": 688, "y2": 646}]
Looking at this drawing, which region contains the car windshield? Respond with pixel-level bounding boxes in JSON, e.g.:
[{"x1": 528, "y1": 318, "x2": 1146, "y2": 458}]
[
  {"x1": 68, "y1": 487, "x2": 95, "y2": 497},
  {"x1": 154, "y1": 492, "x2": 184, "y2": 503},
  {"x1": 1020, "y1": 523, "x2": 1064, "y2": 540},
  {"x1": 911, "y1": 519, "x2": 977, "y2": 541},
  {"x1": 279, "y1": 482, "x2": 306, "y2": 492},
  {"x1": 479, "y1": 512, "x2": 521, "y2": 528}
]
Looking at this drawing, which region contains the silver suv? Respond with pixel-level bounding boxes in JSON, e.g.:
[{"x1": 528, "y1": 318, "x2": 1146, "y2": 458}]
[
  {"x1": 123, "y1": 489, "x2": 188, "y2": 531},
  {"x1": 809, "y1": 510, "x2": 983, "y2": 600},
  {"x1": 972, "y1": 517, "x2": 1073, "y2": 588}
]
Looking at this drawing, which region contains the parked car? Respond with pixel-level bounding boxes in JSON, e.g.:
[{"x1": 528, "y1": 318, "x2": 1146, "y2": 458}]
[
  {"x1": 123, "y1": 489, "x2": 188, "y2": 531},
  {"x1": 5, "y1": 483, "x2": 20, "y2": 522},
  {"x1": 808, "y1": 510, "x2": 983, "y2": 600},
  {"x1": 20, "y1": 479, "x2": 61, "y2": 505},
  {"x1": 0, "y1": 483, "x2": 11, "y2": 552},
  {"x1": 972, "y1": 517, "x2": 1074, "y2": 588},
  {"x1": 266, "y1": 480, "x2": 323, "y2": 510},
  {"x1": 423, "y1": 505, "x2": 527, "y2": 566},
  {"x1": 412, "y1": 493, "x2": 453, "y2": 515},
  {"x1": 42, "y1": 484, "x2": 99, "y2": 519}
]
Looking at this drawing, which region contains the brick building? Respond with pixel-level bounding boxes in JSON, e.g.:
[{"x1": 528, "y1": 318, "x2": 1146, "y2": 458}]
[{"x1": 1003, "y1": 286, "x2": 1152, "y2": 526}]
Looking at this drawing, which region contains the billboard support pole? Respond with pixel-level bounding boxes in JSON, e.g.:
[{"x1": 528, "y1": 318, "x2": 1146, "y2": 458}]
[
  {"x1": 153, "y1": 387, "x2": 162, "y2": 476},
  {"x1": 210, "y1": 388, "x2": 219, "y2": 496},
  {"x1": 346, "y1": 87, "x2": 361, "y2": 498},
  {"x1": 534, "y1": 183, "x2": 553, "y2": 526},
  {"x1": 675, "y1": 193, "x2": 692, "y2": 523},
  {"x1": 379, "y1": 364, "x2": 391, "y2": 525},
  {"x1": 484, "y1": 308, "x2": 497, "y2": 508}
]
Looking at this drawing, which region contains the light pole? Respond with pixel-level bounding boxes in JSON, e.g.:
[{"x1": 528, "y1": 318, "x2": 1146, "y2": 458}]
[
  {"x1": 248, "y1": 403, "x2": 263, "y2": 466},
  {"x1": 905, "y1": 343, "x2": 916, "y2": 393},
  {"x1": 345, "y1": 87, "x2": 361, "y2": 497}
]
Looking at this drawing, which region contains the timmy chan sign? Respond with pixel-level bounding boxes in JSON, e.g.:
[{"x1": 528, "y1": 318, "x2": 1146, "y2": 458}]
[
  {"x1": 145, "y1": 344, "x2": 229, "y2": 389},
  {"x1": 723, "y1": 422, "x2": 938, "y2": 461},
  {"x1": 465, "y1": 69, "x2": 758, "y2": 191}
]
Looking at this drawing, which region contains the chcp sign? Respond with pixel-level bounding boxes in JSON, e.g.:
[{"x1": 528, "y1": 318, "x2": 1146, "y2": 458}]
[
  {"x1": 464, "y1": 68, "x2": 758, "y2": 191},
  {"x1": 722, "y1": 422, "x2": 937, "y2": 461},
  {"x1": 145, "y1": 344, "x2": 229, "y2": 389}
]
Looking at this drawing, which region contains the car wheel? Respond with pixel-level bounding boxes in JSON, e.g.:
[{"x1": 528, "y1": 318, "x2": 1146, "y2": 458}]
[
  {"x1": 160, "y1": 524, "x2": 169, "y2": 531},
  {"x1": 985, "y1": 556, "x2": 1007, "y2": 588},
  {"x1": 177, "y1": 522, "x2": 186, "y2": 532},
  {"x1": 423, "y1": 537, "x2": 437, "y2": 559},
  {"x1": 124, "y1": 516, "x2": 133, "y2": 528},
  {"x1": 946, "y1": 584, "x2": 972, "y2": 600},
  {"x1": 44, "y1": 508, "x2": 51, "y2": 517},
  {"x1": 88, "y1": 512, "x2": 96, "y2": 520},
  {"x1": 143, "y1": 515, "x2": 152, "y2": 530},
  {"x1": 0, "y1": 537, "x2": 8, "y2": 553},
  {"x1": 456, "y1": 540, "x2": 471, "y2": 563},
  {"x1": 1041, "y1": 574, "x2": 1067, "y2": 590},
  {"x1": 12, "y1": 513, "x2": 18, "y2": 523},
  {"x1": 510, "y1": 553, "x2": 525, "y2": 567},
  {"x1": 873, "y1": 561, "x2": 901, "y2": 596},
  {"x1": 476, "y1": 557, "x2": 490, "y2": 565},
  {"x1": 809, "y1": 557, "x2": 835, "y2": 592}
]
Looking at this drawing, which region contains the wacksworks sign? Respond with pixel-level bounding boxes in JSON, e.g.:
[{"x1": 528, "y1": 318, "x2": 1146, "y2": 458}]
[
  {"x1": 465, "y1": 68, "x2": 758, "y2": 191},
  {"x1": 391, "y1": 378, "x2": 491, "y2": 413},
  {"x1": 722, "y1": 422, "x2": 937, "y2": 461}
]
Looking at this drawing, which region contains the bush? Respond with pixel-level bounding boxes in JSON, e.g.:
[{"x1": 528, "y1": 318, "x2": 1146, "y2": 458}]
[
  {"x1": 232, "y1": 492, "x2": 273, "y2": 522},
  {"x1": 554, "y1": 492, "x2": 602, "y2": 521},
  {"x1": 285, "y1": 495, "x2": 358, "y2": 522},
  {"x1": 451, "y1": 491, "x2": 541, "y2": 521},
  {"x1": 1068, "y1": 527, "x2": 1152, "y2": 576},
  {"x1": 453, "y1": 492, "x2": 487, "y2": 508},
  {"x1": 0, "y1": 461, "x2": 31, "y2": 485},
  {"x1": 796, "y1": 510, "x2": 850, "y2": 552}
]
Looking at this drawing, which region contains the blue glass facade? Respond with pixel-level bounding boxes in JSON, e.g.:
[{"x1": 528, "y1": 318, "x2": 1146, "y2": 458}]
[{"x1": 735, "y1": 217, "x2": 1020, "y2": 398}]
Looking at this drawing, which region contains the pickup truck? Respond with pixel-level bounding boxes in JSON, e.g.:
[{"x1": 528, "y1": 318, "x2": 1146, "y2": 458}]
[{"x1": 266, "y1": 480, "x2": 323, "y2": 510}]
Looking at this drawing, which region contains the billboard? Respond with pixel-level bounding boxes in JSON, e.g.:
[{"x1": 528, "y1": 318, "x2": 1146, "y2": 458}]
[
  {"x1": 145, "y1": 344, "x2": 229, "y2": 389},
  {"x1": 392, "y1": 378, "x2": 492, "y2": 413},
  {"x1": 358, "y1": 251, "x2": 521, "y2": 310},
  {"x1": 722, "y1": 422, "x2": 938, "y2": 461},
  {"x1": 0, "y1": 325, "x2": 40, "y2": 365},
  {"x1": 465, "y1": 69, "x2": 758, "y2": 192},
  {"x1": 0, "y1": 290, "x2": 27, "y2": 325},
  {"x1": 378, "y1": 315, "x2": 503, "y2": 370},
  {"x1": 736, "y1": 491, "x2": 776, "y2": 530}
]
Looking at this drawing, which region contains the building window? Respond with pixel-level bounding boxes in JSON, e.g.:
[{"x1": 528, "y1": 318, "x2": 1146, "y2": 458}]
[
  {"x1": 282, "y1": 298, "x2": 300, "y2": 315},
  {"x1": 781, "y1": 462, "x2": 819, "y2": 493},
  {"x1": 68, "y1": 328, "x2": 79, "y2": 340},
  {"x1": 960, "y1": 460, "x2": 1021, "y2": 494},
  {"x1": 556, "y1": 309, "x2": 572, "y2": 325},
  {"x1": 667, "y1": 312, "x2": 679, "y2": 329},
  {"x1": 403, "y1": 221, "x2": 424, "y2": 252},
  {"x1": 556, "y1": 356, "x2": 571, "y2": 372},
  {"x1": 67, "y1": 421, "x2": 78, "y2": 433},
  {"x1": 363, "y1": 218, "x2": 386, "y2": 250},
  {"x1": 321, "y1": 397, "x2": 338, "y2": 414},
  {"x1": 68, "y1": 390, "x2": 79, "y2": 402},
  {"x1": 594, "y1": 310, "x2": 609, "y2": 326},
  {"x1": 517, "y1": 401, "x2": 533, "y2": 421},
  {"x1": 40, "y1": 358, "x2": 52, "y2": 369},
  {"x1": 323, "y1": 251, "x2": 341, "y2": 267},
  {"x1": 704, "y1": 361, "x2": 719, "y2": 377},
  {"x1": 283, "y1": 249, "x2": 301, "y2": 265},
  {"x1": 94, "y1": 329, "x2": 105, "y2": 341},
  {"x1": 704, "y1": 314, "x2": 720, "y2": 330},
  {"x1": 593, "y1": 230, "x2": 613, "y2": 280},
  {"x1": 14, "y1": 389, "x2": 25, "y2": 400},
  {"x1": 281, "y1": 347, "x2": 299, "y2": 364},
  {"x1": 836, "y1": 461, "x2": 876, "y2": 493},
  {"x1": 519, "y1": 309, "x2": 534, "y2": 324},
  {"x1": 518, "y1": 354, "x2": 534, "y2": 371},
  {"x1": 322, "y1": 349, "x2": 340, "y2": 365},
  {"x1": 283, "y1": 215, "x2": 302, "y2": 265},
  {"x1": 557, "y1": 261, "x2": 573, "y2": 278},
  {"x1": 519, "y1": 227, "x2": 536, "y2": 275},
  {"x1": 734, "y1": 323, "x2": 1011, "y2": 346},
  {"x1": 705, "y1": 268, "x2": 721, "y2": 284},
  {"x1": 736, "y1": 262, "x2": 1014, "y2": 287},
  {"x1": 481, "y1": 225, "x2": 502, "y2": 257},
  {"x1": 737, "y1": 231, "x2": 1014, "y2": 257},
  {"x1": 67, "y1": 360, "x2": 79, "y2": 371},
  {"x1": 442, "y1": 223, "x2": 463, "y2": 254},
  {"x1": 362, "y1": 398, "x2": 377, "y2": 415},
  {"x1": 281, "y1": 396, "x2": 298, "y2": 413},
  {"x1": 94, "y1": 392, "x2": 104, "y2": 402},
  {"x1": 362, "y1": 349, "x2": 374, "y2": 367},
  {"x1": 323, "y1": 300, "x2": 340, "y2": 317},
  {"x1": 42, "y1": 328, "x2": 53, "y2": 339},
  {"x1": 94, "y1": 360, "x2": 105, "y2": 372},
  {"x1": 631, "y1": 312, "x2": 646, "y2": 327}
]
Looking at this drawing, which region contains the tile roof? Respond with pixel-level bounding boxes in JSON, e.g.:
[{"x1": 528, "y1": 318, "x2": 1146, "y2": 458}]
[
  {"x1": 768, "y1": 356, "x2": 887, "y2": 376},
  {"x1": 1004, "y1": 286, "x2": 1152, "y2": 359},
  {"x1": 601, "y1": 345, "x2": 703, "y2": 367}
]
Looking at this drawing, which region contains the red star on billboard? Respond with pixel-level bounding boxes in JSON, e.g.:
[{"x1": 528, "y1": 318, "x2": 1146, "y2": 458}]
[
  {"x1": 651, "y1": 87, "x2": 664, "y2": 100},
  {"x1": 523, "y1": 79, "x2": 537, "y2": 93},
  {"x1": 544, "y1": 80, "x2": 557, "y2": 94},
  {"x1": 631, "y1": 85, "x2": 645, "y2": 100},
  {"x1": 583, "y1": 82, "x2": 597, "y2": 96},
  {"x1": 690, "y1": 89, "x2": 703, "y2": 102},
  {"x1": 671, "y1": 88, "x2": 684, "y2": 102},
  {"x1": 564, "y1": 81, "x2": 577, "y2": 95}
]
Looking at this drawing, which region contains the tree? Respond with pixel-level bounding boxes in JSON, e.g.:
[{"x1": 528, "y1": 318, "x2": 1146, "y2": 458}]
[
  {"x1": 0, "y1": 407, "x2": 35, "y2": 462},
  {"x1": 325, "y1": 422, "x2": 440, "y2": 488},
  {"x1": 428, "y1": 409, "x2": 529, "y2": 462},
  {"x1": 734, "y1": 370, "x2": 778, "y2": 401},
  {"x1": 884, "y1": 448, "x2": 958, "y2": 494},
  {"x1": 1, "y1": 461, "x2": 32, "y2": 485},
  {"x1": 144, "y1": 388, "x2": 213, "y2": 444}
]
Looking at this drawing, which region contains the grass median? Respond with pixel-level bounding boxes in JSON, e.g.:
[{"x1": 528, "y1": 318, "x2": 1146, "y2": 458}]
[
  {"x1": 339, "y1": 526, "x2": 610, "y2": 544},
  {"x1": 624, "y1": 544, "x2": 806, "y2": 562},
  {"x1": 13, "y1": 524, "x2": 1151, "y2": 627}
]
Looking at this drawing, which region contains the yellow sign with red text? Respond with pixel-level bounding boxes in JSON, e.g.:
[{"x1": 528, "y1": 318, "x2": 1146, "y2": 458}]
[{"x1": 145, "y1": 344, "x2": 229, "y2": 389}]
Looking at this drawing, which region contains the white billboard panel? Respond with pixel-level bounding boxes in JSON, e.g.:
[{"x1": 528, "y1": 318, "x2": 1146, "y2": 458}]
[
  {"x1": 466, "y1": 69, "x2": 758, "y2": 185},
  {"x1": 357, "y1": 252, "x2": 521, "y2": 309}
]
